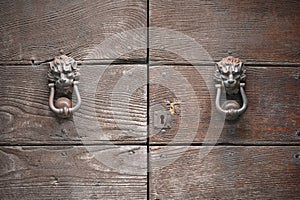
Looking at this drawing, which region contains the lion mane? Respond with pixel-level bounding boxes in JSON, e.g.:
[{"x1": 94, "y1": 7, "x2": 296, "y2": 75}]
[
  {"x1": 214, "y1": 56, "x2": 246, "y2": 95},
  {"x1": 48, "y1": 54, "x2": 80, "y2": 96}
]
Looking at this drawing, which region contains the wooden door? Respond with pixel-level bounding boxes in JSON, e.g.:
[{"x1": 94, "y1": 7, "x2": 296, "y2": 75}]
[
  {"x1": 149, "y1": 1, "x2": 300, "y2": 199},
  {"x1": 0, "y1": 1, "x2": 147, "y2": 199},
  {"x1": 1, "y1": 1, "x2": 300, "y2": 199}
]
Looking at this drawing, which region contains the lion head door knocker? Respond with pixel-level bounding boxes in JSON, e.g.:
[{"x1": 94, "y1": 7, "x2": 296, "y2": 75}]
[
  {"x1": 214, "y1": 56, "x2": 248, "y2": 120},
  {"x1": 47, "y1": 52, "x2": 81, "y2": 118}
]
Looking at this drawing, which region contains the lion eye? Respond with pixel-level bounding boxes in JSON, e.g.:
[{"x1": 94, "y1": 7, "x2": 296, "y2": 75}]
[
  {"x1": 221, "y1": 74, "x2": 228, "y2": 79},
  {"x1": 234, "y1": 74, "x2": 240, "y2": 79},
  {"x1": 222, "y1": 71, "x2": 230, "y2": 76},
  {"x1": 52, "y1": 71, "x2": 60, "y2": 76}
]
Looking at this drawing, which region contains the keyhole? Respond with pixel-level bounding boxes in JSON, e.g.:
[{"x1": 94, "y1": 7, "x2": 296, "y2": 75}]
[{"x1": 160, "y1": 115, "x2": 165, "y2": 125}]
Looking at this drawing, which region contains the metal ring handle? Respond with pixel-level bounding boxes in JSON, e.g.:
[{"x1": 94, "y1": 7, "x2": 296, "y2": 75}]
[
  {"x1": 48, "y1": 81, "x2": 81, "y2": 117},
  {"x1": 68, "y1": 81, "x2": 81, "y2": 113},
  {"x1": 48, "y1": 83, "x2": 63, "y2": 114},
  {"x1": 215, "y1": 83, "x2": 247, "y2": 119}
]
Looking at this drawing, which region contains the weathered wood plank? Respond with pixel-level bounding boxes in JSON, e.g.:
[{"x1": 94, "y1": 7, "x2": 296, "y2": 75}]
[
  {"x1": 150, "y1": 66, "x2": 300, "y2": 144},
  {"x1": 0, "y1": 145, "x2": 147, "y2": 199},
  {"x1": 150, "y1": 0, "x2": 300, "y2": 63},
  {"x1": 0, "y1": 65, "x2": 147, "y2": 144},
  {"x1": 150, "y1": 146, "x2": 300, "y2": 200},
  {"x1": 0, "y1": 0, "x2": 146, "y2": 62}
]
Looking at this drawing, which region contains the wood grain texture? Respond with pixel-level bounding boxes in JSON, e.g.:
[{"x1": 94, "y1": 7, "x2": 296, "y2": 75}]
[
  {"x1": 150, "y1": 0, "x2": 300, "y2": 63},
  {"x1": 0, "y1": 0, "x2": 146, "y2": 62},
  {"x1": 150, "y1": 65, "x2": 300, "y2": 144},
  {"x1": 0, "y1": 64, "x2": 147, "y2": 144},
  {"x1": 0, "y1": 145, "x2": 147, "y2": 199},
  {"x1": 150, "y1": 146, "x2": 300, "y2": 200}
]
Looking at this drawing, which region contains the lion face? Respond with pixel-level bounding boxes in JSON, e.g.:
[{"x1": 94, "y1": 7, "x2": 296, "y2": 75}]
[
  {"x1": 214, "y1": 56, "x2": 246, "y2": 95},
  {"x1": 48, "y1": 54, "x2": 80, "y2": 95}
]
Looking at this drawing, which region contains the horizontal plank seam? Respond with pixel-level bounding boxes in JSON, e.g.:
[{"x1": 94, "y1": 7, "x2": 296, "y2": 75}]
[
  {"x1": 149, "y1": 61, "x2": 300, "y2": 67},
  {"x1": 0, "y1": 59, "x2": 147, "y2": 66},
  {"x1": 0, "y1": 143, "x2": 147, "y2": 147},
  {"x1": 0, "y1": 143, "x2": 299, "y2": 147},
  {"x1": 148, "y1": 143, "x2": 300, "y2": 146},
  {"x1": 1, "y1": 60, "x2": 300, "y2": 67}
]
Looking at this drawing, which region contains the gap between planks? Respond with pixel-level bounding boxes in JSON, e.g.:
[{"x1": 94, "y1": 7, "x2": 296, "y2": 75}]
[
  {"x1": 1, "y1": 143, "x2": 300, "y2": 147},
  {"x1": 1, "y1": 60, "x2": 300, "y2": 67}
]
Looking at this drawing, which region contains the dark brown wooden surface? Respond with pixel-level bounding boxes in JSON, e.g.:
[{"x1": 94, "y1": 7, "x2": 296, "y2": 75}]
[
  {"x1": 1, "y1": 1, "x2": 300, "y2": 199},
  {"x1": 150, "y1": 146, "x2": 300, "y2": 200},
  {"x1": 0, "y1": 64, "x2": 147, "y2": 144},
  {"x1": 0, "y1": 145, "x2": 147, "y2": 199},
  {"x1": 0, "y1": 0, "x2": 147, "y2": 63},
  {"x1": 150, "y1": 0, "x2": 300, "y2": 63},
  {"x1": 150, "y1": 65, "x2": 300, "y2": 144}
]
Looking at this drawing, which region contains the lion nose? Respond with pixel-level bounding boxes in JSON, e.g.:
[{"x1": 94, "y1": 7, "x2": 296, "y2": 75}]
[
  {"x1": 228, "y1": 80, "x2": 235, "y2": 84},
  {"x1": 60, "y1": 79, "x2": 66, "y2": 83}
]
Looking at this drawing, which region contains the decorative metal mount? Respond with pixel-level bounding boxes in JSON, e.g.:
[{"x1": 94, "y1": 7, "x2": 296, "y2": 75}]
[
  {"x1": 214, "y1": 56, "x2": 248, "y2": 120},
  {"x1": 166, "y1": 99, "x2": 180, "y2": 115},
  {"x1": 47, "y1": 52, "x2": 81, "y2": 118}
]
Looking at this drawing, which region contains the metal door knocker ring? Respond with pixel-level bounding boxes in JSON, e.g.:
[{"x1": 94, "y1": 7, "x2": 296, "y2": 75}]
[
  {"x1": 214, "y1": 56, "x2": 248, "y2": 120},
  {"x1": 47, "y1": 52, "x2": 81, "y2": 118}
]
